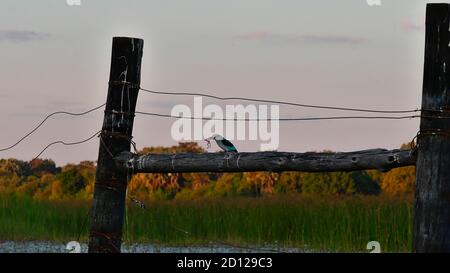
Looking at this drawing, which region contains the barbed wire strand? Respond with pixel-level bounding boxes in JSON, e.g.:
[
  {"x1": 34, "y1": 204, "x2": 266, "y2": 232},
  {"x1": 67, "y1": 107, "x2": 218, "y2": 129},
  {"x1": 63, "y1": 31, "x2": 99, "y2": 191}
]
[
  {"x1": 32, "y1": 130, "x2": 101, "y2": 161},
  {"x1": 135, "y1": 111, "x2": 421, "y2": 121},
  {"x1": 139, "y1": 87, "x2": 420, "y2": 114},
  {"x1": 0, "y1": 103, "x2": 106, "y2": 152}
]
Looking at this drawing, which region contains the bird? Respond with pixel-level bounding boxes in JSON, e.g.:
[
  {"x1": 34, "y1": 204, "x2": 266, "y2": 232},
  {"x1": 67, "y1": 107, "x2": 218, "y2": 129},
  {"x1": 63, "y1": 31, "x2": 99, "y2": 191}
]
[{"x1": 205, "y1": 134, "x2": 238, "y2": 153}]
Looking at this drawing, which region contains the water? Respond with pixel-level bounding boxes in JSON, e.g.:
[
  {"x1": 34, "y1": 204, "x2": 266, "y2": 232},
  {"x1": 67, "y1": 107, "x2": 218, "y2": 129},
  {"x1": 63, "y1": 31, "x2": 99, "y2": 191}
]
[{"x1": 0, "y1": 241, "x2": 320, "y2": 253}]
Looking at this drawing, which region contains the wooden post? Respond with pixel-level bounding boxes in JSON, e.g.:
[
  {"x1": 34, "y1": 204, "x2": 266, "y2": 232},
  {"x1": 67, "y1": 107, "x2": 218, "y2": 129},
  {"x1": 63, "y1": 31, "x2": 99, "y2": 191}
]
[
  {"x1": 88, "y1": 37, "x2": 143, "y2": 253},
  {"x1": 414, "y1": 4, "x2": 450, "y2": 253}
]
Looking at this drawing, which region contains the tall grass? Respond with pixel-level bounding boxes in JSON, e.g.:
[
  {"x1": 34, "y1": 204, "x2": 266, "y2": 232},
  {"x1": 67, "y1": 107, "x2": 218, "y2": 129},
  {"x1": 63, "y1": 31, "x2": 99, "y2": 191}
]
[
  {"x1": 0, "y1": 195, "x2": 88, "y2": 243},
  {"x1": 0, "y1": 194, "x2": 412, "y2": 252}
]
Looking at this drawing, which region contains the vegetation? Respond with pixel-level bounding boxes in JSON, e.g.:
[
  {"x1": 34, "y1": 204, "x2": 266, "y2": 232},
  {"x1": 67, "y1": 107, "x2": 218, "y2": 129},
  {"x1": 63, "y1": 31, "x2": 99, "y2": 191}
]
[
  {"x1": 0, "y1": 194, "x2": 412, "y2": 252},
  {"x1": 0, "y1": 142, "x2": 415, "y2": 201},
  {"x1": 0, "y1": 142, "x2": 415, "y2": 252}
]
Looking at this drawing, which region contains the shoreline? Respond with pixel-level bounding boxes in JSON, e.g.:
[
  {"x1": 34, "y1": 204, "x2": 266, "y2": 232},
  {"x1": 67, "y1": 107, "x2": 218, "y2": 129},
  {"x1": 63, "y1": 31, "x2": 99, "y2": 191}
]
[{"x1": 0, "y1": 240, "x2": 324, "y2": 253}]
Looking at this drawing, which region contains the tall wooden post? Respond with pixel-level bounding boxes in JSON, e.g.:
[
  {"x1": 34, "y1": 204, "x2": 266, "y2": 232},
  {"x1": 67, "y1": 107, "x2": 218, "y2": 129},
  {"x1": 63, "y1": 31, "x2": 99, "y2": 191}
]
[
  {"x1": 88, "y1": 37, "x2": 143, "y2": 253},
  {"x1": 414, "y1": 4, "x2": 450, "y2": 253}
]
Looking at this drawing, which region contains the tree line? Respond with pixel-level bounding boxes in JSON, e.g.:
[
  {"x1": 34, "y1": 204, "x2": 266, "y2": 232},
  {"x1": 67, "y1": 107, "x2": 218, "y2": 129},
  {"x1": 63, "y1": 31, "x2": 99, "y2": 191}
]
[{"x1": 0, "y1": 142, "x2": 415, "y2": 201}]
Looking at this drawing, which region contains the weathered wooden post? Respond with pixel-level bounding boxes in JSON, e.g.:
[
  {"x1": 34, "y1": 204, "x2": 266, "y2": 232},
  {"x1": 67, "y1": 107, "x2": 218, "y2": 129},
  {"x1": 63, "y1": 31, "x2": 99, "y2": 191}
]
[
  {"x1": 414, "y1": 3, "x2": 450, "y2": 252},
  {"x1": 88, "y1": 37, "x2": 143, "y2": 253}
]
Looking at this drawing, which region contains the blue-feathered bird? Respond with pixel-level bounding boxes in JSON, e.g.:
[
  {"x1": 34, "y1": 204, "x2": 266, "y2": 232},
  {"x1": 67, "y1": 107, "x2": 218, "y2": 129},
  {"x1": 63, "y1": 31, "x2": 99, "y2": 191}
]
[{"x1": 205, "y1": 134, "x2": 238, "y2": 152}]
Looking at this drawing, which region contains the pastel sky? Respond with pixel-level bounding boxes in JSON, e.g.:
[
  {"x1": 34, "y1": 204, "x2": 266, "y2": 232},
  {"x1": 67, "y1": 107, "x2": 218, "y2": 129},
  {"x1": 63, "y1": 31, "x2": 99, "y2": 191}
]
[{"x1": 0, "y1": 0, "x2": 439, "y2": 165}]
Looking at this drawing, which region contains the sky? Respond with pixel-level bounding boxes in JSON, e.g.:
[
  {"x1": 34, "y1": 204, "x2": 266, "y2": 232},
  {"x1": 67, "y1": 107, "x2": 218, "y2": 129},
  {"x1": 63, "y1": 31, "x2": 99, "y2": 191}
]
[{"x1": 0, "y1": 0, "x2": 440, "y2": 165}]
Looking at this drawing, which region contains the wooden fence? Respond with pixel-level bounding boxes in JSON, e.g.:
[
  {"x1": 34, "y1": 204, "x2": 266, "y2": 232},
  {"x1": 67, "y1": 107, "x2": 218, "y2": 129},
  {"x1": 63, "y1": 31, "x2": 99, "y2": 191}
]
[{"x1": 87, "y1": 3, "x2": 450, "y2": 253}]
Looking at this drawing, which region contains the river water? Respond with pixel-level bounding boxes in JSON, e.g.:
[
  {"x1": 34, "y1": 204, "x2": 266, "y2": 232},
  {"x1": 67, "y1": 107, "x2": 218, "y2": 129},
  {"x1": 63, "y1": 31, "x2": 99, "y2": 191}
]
[{"x1": 0, "y1": 241, "x2": 320, "y2": 253}]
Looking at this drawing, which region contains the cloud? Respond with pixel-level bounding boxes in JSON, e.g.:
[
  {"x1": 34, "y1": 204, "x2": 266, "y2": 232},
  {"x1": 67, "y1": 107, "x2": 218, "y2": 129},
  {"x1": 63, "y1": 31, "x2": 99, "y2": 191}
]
[
  {"x1": 401, "y1": 20, "x2": 424, "y2": 32},
  {"x1": 0, "y1": 30, "x2": 50, "y2": 43},
  {"x1": 239, "y1": 31, "x2": 272, "y2": 40},
  {"x1": 299, "y1": 34, "x2": 366, "y2": 44},
  {"x1": 401, "y1": 16, "x2": 425, "y2": 32},
  {"x1": 237, "y1": 31, "x2": 367, "y2": 45}
]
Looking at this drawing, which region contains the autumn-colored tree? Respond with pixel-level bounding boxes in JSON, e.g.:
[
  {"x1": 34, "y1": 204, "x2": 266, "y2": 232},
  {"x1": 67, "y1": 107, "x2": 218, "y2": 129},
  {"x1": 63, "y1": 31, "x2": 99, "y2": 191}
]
[
  {"x1": 49, "y1": 180, "x2": 64, "y2": 201},
  {"x1": 0, "y1": 141, "x2": 419, "y2": 200},
  {"x1": 30, "y1": 159, "x2": 59, "y2": 176},
  {"x1": 377, "y1": 142, "x2": 416, "y2": 196},
  {"x1": 276, "y1": 172, "x2": 302, "y2": 194},
  {"x1": 182, "y1": 173, "x2": 212, "y2": 190},
  {"x1": 0, "y1": 159, "x2": 31, "y2": 177},
  {"x1": 138, "y1": 142, "x2": 205, "y2": 155},
  {"x1": 380, "y1": 166, "x2": 415, "y2": 196},
  {"x1": 15, "y1": 175, "x2": 46, "y2": 197},
  {"x1": 32, "y1": 173, "x2": 58, "y2": 200}
]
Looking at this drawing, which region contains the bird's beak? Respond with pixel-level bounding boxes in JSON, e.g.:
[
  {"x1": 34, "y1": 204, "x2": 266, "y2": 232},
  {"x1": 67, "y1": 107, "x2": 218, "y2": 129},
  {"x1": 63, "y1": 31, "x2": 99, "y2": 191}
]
[{"x1": 204, "y1": 138, "x2": 212, "y2": 149}]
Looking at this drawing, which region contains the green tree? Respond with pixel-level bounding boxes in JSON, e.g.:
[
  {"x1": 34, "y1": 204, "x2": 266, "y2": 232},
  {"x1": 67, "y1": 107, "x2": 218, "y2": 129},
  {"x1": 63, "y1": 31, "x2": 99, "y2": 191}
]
[
  {"x1": 352, "y1": 171, "x2": 381, "y2": 195},
  {"x1": 300, "y1": 172, "x2": 355, "y2": 194},
  {"x1": 57, "y1": 169, "x2": 86, "y2": 195}
]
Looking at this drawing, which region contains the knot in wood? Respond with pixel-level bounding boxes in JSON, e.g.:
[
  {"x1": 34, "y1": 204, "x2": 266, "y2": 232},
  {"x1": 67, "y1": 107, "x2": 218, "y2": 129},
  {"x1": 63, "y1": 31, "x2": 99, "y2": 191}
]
[{"x1": 276, "y1": 157, "x2": 287, "y2": 165}]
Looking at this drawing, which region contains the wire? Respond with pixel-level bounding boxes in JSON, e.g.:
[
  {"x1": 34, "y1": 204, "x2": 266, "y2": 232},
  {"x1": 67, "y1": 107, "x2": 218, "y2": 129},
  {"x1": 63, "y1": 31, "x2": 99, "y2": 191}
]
[
  {"x1": 32, "y1": 130, "x2": 101, "y2": 161},
  {"x1": 135, "y1": 111, "x2": 421, "y2": 121},
  {"x1": 0, "y1": 103, "x2": 106, "y2": 152},
  {"x1": 140, "y1": 87, "x2": 420, "y2": 114}
]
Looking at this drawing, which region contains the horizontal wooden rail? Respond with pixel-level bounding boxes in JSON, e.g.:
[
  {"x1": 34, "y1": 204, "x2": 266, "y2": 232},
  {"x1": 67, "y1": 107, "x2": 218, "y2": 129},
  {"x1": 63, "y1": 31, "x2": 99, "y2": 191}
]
[{"x1": 115, "y1": 149, "x2": 416, "y2": 173}]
